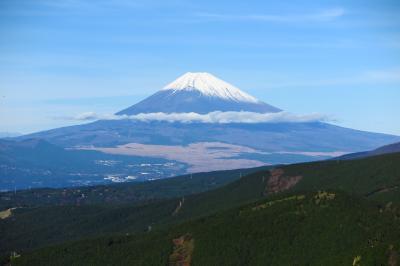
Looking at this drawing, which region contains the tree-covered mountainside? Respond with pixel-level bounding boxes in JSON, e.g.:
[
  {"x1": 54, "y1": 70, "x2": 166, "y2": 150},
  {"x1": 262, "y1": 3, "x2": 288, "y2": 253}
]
[
  {"x1": 0, "y1": 167, "x2": 271, "y2": 257},
  {"x1": 10, "y1": 191, "x2": 400, "y2": 266},
  {"x1": 283, "y1": 152, "x2": 400, "y2": 203},
  {"x1": 1, "y1": 152, "x2": 400, "y2": 265},
  {"x1": 0, "y1": 166, "x2": 269, "y2": 209}
]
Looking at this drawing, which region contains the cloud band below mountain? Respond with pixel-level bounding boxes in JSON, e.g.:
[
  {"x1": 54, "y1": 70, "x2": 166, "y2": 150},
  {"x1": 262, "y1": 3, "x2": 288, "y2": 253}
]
[{"x1": 70, "y1": 111, "x2": 331, "y2": 124}]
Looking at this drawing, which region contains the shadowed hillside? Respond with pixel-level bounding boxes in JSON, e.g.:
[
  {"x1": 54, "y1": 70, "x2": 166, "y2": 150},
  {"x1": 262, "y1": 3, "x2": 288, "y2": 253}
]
[
  {"x1": 1, "y1": 152, "x2": 400, "y2": 264},
  {"x1": 9, "y1": 191, "x2": 400, "y2": 266}
]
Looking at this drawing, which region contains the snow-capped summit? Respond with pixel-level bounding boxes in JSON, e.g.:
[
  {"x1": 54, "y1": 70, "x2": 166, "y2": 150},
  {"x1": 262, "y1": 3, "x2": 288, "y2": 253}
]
[
  {"x1": 162, "y1": 72, "x2": 259, "y2": 103},
  {"x1": 116, "y1": 72, "x2": 281, "y2": 115}
]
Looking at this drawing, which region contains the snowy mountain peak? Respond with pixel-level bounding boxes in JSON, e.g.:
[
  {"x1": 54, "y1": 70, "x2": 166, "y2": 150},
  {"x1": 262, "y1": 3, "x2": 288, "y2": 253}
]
[
  {"x1": 116, "y1": 72, "x2": 282, "y2": 115},
  {"x1": 162, "y1": 72, "x2": 260, "y2": 103}
]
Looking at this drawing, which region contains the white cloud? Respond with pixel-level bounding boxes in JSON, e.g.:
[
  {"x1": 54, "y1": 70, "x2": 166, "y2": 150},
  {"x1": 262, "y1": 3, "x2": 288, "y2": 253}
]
[
  {"x1": 195, "y1": 8, "x2": 345, "y2": 23},
  {"x1": 73, "y1": 112, "x2": 105, "y2": 121},
  {"x1": 68, "y1": 111, "x2": 331, "y2": 124}
]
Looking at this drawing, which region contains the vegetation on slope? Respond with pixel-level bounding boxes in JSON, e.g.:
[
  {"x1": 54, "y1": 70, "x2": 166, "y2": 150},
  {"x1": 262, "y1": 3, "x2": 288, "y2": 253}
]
[
  {"x1": 1, "y1": 152, "x2": 400, "y2": 265},
  {"x1": 0, "y1": 166, "x2": 268, "y2": 210},
  {"x1": 10, "y1": 191, "x2": 400, "y2": 266},
  {"x1": 0, "y1": 167, "x2": 271, "y2": 257},
  {"x1": 282, "y1": 152, "x2": 400, "y2": 203}
]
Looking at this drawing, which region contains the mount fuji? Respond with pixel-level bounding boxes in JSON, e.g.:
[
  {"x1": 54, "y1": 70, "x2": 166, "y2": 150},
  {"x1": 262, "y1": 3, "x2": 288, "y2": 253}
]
[
  {"x1": 5, "y1": 72, "x2": 399, "y2": 189},
  {"x1": 117, "y1": 72, "x2": 281, "y2": 115}
]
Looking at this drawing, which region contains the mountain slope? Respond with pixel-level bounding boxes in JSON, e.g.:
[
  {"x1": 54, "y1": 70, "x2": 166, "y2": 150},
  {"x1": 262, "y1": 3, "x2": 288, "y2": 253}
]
[
  {"x1": 1, "y1": 152, "x2": 400, "y2": 258},
  {"x1": 116, "y1": 72, "x2": 280, "y2": 115},
  {"x1": 14, "y1": 120, "x2": 400, "y2": 188},
  {"x1": 337, "y1": 141, "x2": 400, "y2": 160},
  {"x1": 9, "y1": 191, "x2": 400, "y2": 266},
  {"x1": 0, "y1": 165, "x2": 269, "y2": 209},
  {"x1": 11, "y1": 72, "x2": 400, "y2": 182},
  {"x1": 20, "y1": 120, "x2": 400, "y2": 153}
]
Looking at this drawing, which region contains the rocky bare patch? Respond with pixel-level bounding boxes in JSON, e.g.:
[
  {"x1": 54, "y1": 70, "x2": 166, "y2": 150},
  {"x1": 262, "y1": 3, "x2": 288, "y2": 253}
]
[{"x1": 266, "y1": 168, "x2": 302, "y2": 194}]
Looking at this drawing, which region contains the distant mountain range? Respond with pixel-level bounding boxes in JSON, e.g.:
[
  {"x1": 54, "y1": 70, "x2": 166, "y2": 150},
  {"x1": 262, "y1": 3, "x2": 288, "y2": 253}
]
[
  {"x1": 337, "y1": 141, "x2": 400, "y2": 160},
  {"x1": 2, "y1": 72, "x2": 399, "y2": 189},
  {"x1": 0, "y1": 132, "x2": 21, "y2": 138}
]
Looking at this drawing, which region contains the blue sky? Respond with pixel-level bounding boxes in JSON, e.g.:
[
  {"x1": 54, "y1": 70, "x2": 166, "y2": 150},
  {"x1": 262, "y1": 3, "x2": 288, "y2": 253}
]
[{"x1": 0, "y1": 0, "x2": 399, "y2": 135}]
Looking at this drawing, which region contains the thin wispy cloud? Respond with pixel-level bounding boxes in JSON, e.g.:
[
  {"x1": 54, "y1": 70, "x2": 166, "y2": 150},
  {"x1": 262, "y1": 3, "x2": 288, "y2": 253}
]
[
  {"x1": 0, "y1": 0, "x2": 190, "y2": 17},
  {"x1": 64, "y1": 111, "x2": 331, "y2": 124},
  {"x1": 48, "y1": 1, "x2": 181, "y2": 11},
  {"x1": 34, "y1": 0, "x2": 184, "y2": 9},
  {"x1": 362, "y1": 69, "x2": 400, "y2": 83},
  {"x1": 195, "y1": 8, "x2": 345, "y2": 23},
  {"x1": 265, "y1": 68, "x2": 400, "y2": 89}
]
